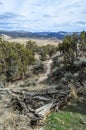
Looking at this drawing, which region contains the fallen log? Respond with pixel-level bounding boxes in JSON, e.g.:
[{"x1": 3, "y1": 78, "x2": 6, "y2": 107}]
[
  {"x1": 33, "y1": 96, "x2": 51, "y2": 102},
  {"x1": 20, "y1": 89, "x2": 70, "y2": 97},
  {"x1": 9, "y1": 86, "x2": 71, "y2": 129},
  {"x1": 35, "y1": 102, "x2": 53, "y2": 117}
]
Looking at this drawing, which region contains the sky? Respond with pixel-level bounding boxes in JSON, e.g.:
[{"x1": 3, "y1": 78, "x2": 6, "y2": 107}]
[{"x1": 0, "y1": 0, "x2": 86, "y2": 32}]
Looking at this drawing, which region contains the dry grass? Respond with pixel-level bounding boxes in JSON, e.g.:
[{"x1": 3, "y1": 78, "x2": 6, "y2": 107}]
[
  {"x1": 8, "y1": 37, "x2": 61, "y2": 46},
  {"x1": 2, "y1": 112, "x2": 31, "y2": 130},
  {"x1": 0, "y1": 91, "x2": 32, "y2": 130}
]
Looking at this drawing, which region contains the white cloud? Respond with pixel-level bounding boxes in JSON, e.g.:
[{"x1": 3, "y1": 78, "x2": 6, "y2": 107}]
[{"x1": 0, "y1": 0, "x2": 86, "y2": 31}]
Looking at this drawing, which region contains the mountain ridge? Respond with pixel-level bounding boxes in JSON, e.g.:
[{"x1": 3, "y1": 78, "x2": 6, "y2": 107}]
[{"x1": 0, "y1": 30, "x2": 75, "y2": 40}]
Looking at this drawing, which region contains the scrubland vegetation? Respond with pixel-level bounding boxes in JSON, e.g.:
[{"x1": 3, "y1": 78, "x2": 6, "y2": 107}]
[
  {"x1": 0, "y1": 38, "x2": 57, "y2": 84},
  {"x1": 0, "y1": 31, "x2": 86, "y2": 130}
]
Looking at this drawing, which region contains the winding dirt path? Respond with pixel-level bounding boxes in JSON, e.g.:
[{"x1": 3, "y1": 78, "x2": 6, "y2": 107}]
[{"x1": 37, "y1": 59, "x2": 53, "y2": 84}]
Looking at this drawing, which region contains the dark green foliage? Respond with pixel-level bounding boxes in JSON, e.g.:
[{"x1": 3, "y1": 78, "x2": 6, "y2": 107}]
[
  {"x1": 26, "y1": 40, "x2": 38, "y2": 54},
  {"x1": 26, "y1": 43, "x2": 57, "y2": 61},
  {"x1": 33, "y1": 61, "x2": 44, "y2": 74},
  {"x1": 49, "y1": 31, "x2": 86, "y2": 84},
  {"x1": 79, "y1": 31, "x2": 86, "y2": 51},
  {"x1": 38, "y1": 46, "x2": 48, "y2": 61},
  {"x1": 0, "y1": 38, "x2": 35, "y2": 83},
  {"x1": 45, "y1": 44, "x2": 58, "y2": 57},
  {"x1": 58, "y1": 33, "x2": 78, "y2": 57},
  {"x1": 63, "y1": 48, "x2": 75, "y2": 70},
  {"x1": 79, "y1": 31, "x2": 86, "y2": 44},
  {"x1": 38, "y1": 44, "x2": 57, "y2": 61}
]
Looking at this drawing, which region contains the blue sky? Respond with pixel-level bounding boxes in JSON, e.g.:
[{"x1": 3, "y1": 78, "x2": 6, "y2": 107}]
[{"x1": 0, "y1": 0, "x2": 86, "y2": 32}]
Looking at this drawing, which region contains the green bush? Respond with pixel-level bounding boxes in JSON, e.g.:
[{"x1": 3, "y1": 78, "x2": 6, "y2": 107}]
[
  {"x1": 0, "y1": 38, "x2": 35, "y2": 83},
  {"x1": 33, "y1": 62, "x2": 44, "y2": 74}
]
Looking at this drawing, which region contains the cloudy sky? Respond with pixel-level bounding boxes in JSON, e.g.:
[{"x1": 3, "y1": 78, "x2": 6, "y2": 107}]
[{"x1": 0, "y1": 0, "x2": 86, "y2": 32}]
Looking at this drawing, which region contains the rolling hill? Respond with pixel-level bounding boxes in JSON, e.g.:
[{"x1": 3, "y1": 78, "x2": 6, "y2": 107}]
[{"x1": 0, "y1": 30, "x2": 73, "y2": 40}]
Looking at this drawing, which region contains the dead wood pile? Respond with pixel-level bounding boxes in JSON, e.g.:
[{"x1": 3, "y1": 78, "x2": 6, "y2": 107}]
[{"x1": 7, "y1": 87, "x2": 71, "y2": 128}]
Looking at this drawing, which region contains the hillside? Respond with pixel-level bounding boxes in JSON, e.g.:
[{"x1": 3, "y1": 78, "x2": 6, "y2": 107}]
[{"x1": 0, "y1": 32, "x2": 86, "y2": 130}]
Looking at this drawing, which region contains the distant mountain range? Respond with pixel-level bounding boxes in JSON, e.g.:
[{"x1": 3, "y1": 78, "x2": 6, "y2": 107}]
[{"x1": 0, "y1": 30, "x2": 78, "y2": 40}]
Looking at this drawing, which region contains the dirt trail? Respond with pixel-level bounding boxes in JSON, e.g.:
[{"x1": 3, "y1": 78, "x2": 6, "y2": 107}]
[
  {"x1": 36, "y1": 51, "x2": 60, "y2": 84},
  {"x1": 37, "y1": 59, "x2": 53, "y2": 84}
]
